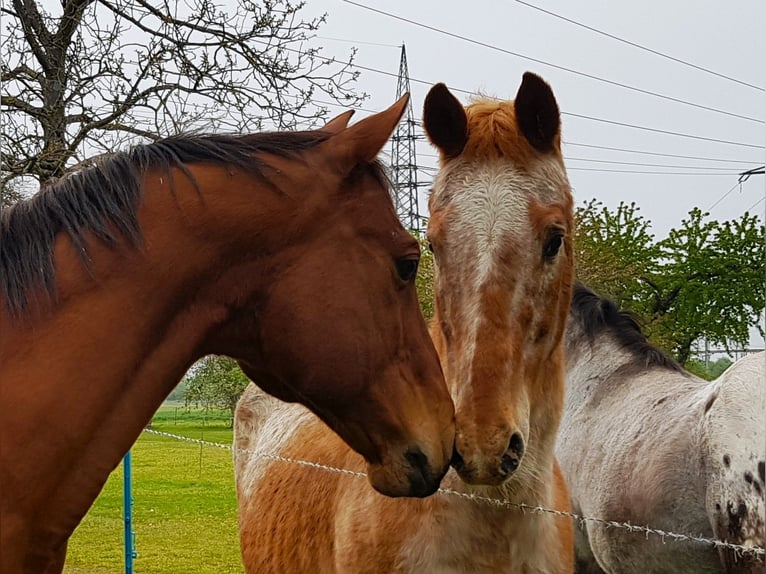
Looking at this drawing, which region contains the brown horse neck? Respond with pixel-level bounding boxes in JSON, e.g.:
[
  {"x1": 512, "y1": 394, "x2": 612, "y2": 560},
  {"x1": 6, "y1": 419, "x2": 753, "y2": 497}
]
[{"x1": 0, "y1": 163, "x2": 311, "y2": 566}]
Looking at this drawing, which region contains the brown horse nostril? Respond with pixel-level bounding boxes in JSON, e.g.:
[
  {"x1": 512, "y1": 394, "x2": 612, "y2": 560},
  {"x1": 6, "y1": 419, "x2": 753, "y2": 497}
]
[
  {"x1": 405, "y1": 447, "x2": 439, "y2": 497},
  {"x1": 405, "y1": 447, "x2": 429, "y2": 474}
]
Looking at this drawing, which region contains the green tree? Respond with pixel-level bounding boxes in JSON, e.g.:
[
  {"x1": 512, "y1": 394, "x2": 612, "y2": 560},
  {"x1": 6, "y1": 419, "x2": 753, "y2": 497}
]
[
  {"x1": 575, "y1": 201, "x2": 765, "y2": 365},
  {"x1": 184, "y1": 356, "x2": 249, "y2": 424},
  {"x1": 647, "y1": 208, "x2": 765, "y2": 363},
  {"x1": 574, "y1": 200, "x2": 658, "y2": 311},
  {"x1": 1, "y1": 0, "x2": 363, "y2": 187}
]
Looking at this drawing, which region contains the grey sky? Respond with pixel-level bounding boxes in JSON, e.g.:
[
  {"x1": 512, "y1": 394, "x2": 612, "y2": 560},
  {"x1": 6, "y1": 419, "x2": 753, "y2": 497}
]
[{"x1": 301, "y1": 0, "x2": 764, "y2": 240}]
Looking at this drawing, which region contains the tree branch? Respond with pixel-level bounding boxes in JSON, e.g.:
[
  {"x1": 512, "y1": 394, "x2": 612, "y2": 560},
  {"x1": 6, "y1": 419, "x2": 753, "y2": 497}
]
[
  {"x1": 0, "y1": 94, "x2": 45, "y2": 117},
  {"x1": 11, "y1": 0, "x2": 53, "y2": 73}
]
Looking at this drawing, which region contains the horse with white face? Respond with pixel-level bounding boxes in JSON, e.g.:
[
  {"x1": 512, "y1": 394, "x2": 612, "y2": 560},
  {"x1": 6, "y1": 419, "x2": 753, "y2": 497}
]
[
  {"x1": 557, "y1": 283, "x2": 765, "y2": 573},
  {"x1": 234, "y1": 72, "x2": 575, "y2": 573}
]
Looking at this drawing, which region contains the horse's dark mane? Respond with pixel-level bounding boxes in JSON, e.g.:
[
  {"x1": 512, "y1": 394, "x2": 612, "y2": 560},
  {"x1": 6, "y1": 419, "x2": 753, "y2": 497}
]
[
  {"x1": 570, "y1": 282, "x2": 683, "y2": 372},
  {"x1": 0, "y1": 130, "x2": 352, "y2": 315}
]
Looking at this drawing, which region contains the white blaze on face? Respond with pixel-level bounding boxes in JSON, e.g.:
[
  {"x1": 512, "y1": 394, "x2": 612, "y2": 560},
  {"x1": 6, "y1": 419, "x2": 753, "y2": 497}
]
[{"x1": 431, "y1": 157, "x2": 569, "y2": 368}]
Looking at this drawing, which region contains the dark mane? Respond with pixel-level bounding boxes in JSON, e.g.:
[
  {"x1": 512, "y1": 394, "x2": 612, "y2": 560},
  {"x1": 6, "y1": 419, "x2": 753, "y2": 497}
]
[
  {"x1": 0, "y1": 130, "x2": 333, "y2": 315},
  {"x1": 570, "y1": 282, "x2": 683, "y2": 372}
]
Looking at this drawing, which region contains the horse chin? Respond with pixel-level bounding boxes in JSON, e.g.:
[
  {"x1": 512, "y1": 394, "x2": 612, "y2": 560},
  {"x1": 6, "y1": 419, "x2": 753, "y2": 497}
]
[
  {"x1": 366, "y1": 457, "x2": 447, "y2": 498},
  {"x1": 453, "y1": 465, "x2": 515, "y2": 487}
]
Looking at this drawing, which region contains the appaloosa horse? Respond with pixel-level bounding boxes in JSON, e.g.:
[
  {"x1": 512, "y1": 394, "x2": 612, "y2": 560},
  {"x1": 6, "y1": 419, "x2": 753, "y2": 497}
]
[
  {"x1": 235, "y1": 72, "x2": 575, "y2": 573},
  {"x1": 557, "y1": 283, "x2": 765, "y2": 573},
  {"x1": 0, "y1": 98, "x2": 456, "y2": 573}
]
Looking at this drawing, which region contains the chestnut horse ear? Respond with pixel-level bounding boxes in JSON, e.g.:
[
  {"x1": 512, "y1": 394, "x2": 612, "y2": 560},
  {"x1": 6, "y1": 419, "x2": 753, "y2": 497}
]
[
  {"x1": 321, "y1": 110, "x2": 355, "y2": 135},
  {"x1": 514, "y1": 72, "x2": 560, "y2": 153},
  {"x1": 423, "y1": 83, "x2": 468, "y2": 158},
  {"x1": 322, "y1": 95, "x2": 409, "y2": 171}
]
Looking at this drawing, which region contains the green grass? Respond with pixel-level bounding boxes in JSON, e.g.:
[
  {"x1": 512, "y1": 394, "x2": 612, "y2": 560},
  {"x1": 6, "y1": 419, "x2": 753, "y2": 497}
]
[{"x1": 63, "y1": 405, "x2": 243, "y2": 574}]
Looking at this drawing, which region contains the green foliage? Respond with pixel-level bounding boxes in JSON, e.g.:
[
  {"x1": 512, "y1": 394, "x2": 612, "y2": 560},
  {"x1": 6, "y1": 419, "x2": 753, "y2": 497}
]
[
  {"x1": 575, "y1": 201, "x2": 765, "y2": 365},
  {"x1": 415, "y1": 233, "x2": 436, "y2": 320},
  {"x1": 684, "y1": 357, "x2": 734, "y2": 381},
  {"x1": 166, "y1": 379, "x2": 187, "y2": 403},
  {"x1": 184, "y1": 356, "x2": 249, "y2": 424},
  {"x1": 575, "y1": 200, "x2": 658, "y2": 310},
  {"x1": 649, "y1": 208, "x2": 765, "y2": 362},
  {"x1": 708, "y1": 356, "x2": 734, "y2": 379}
]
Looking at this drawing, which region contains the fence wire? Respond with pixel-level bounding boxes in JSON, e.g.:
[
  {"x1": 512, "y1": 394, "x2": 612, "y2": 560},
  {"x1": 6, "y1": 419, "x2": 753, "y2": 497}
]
[{"x1": 142, "y1": 428, "x2": 765, "y2": 559}]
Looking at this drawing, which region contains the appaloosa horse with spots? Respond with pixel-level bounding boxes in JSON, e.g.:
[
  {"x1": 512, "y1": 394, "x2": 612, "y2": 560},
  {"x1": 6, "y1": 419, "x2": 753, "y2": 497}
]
[
  {"x1": 0, "y1": 98, "x2": 456, "y2": 573},
  {"x1": 235, "y1": 72, "x2": 575, "y2": 573},
  {"x1": 557, "y1": 283, "x2": 765, "y2": 573}
]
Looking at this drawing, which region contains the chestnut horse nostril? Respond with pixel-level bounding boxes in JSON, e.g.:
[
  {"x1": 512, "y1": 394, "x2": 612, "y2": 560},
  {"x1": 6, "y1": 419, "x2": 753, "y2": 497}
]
[
  {"x1": 508, "y1": 432, "x2": 525, "y2": 457},
  {"x1": 500, "y1": 433, "x2": 525, "y2": 475},
  {"x1": 500, "y1": 453, "x2": 520, "y2": 475}
]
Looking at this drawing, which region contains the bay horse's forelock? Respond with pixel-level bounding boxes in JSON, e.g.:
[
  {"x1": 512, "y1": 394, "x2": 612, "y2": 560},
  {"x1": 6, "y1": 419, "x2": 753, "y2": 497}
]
[
  {"x1": 234, "y1": 72, "x2": 576, "y2": 573},
  {"x1": 0, "y1": 99, "x2": 457, "y2": 573}
]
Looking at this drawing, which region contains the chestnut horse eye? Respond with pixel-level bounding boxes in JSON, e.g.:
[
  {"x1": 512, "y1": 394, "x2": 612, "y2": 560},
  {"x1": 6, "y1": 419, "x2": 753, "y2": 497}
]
[
  {"x1": 542, "y1": 230, "x2": 564, "y2": 261},
  {"x1": 427, "y1": 241, "x2": 434, "y2": 253},
  {"x1": 395, "y1": 258, "x2": 419, "y2": 282}
]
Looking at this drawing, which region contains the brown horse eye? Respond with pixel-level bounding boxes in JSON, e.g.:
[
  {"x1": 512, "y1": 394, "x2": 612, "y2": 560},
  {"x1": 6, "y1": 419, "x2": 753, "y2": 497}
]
[
  {"x1": 427, "y1": 242, "x2": 434, "y2": 253},
  {"x1": 542, "y1": 231, "x2": 564, "y2": 261},
  {"x1": 395, "y1": 258, "x2": 419, "y2": 282}
]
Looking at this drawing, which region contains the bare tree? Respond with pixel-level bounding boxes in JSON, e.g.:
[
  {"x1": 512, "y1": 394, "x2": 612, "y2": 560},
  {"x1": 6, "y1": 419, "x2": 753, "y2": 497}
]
[
  {"x1": 0, "y1": 179, "x2": 25, "y2": 207},
  {"x1": 0, "y1": 0, "x2": 364, "y2": 188}
]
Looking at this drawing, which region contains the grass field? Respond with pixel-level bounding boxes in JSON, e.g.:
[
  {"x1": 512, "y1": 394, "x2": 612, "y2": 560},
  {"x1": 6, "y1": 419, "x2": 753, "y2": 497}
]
[{"x1": 63, "y1": 405, "x2": 244, "y2": 574}]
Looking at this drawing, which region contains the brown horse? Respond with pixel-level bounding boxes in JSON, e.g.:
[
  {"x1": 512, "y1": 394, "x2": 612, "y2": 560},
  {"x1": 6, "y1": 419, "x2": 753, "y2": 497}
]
[
  {"x1": 0, "y1": 97, "x2": 456, "y2": 574},
  {"x1": 235, "y1": 72, "x2": 575, "y2": 573}
]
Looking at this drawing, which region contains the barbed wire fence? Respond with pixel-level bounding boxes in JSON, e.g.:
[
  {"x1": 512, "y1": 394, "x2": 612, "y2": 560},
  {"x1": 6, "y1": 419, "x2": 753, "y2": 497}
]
[{"x1": 142, "y1": 427, "x2": 765, "y2": 561}]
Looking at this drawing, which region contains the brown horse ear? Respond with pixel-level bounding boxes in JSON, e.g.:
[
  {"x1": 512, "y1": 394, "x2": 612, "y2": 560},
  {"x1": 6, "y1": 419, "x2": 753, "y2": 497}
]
[
  {"x1": 321, "y1": 110, "x2": 355, "y2": 135},
  {"x1": 514, "y1": 72, "x2": 560, "y2": 153},
  {"x1": 322, "y1": 95, "x2": 409, "y2": 170},
  {"x1": 423, "y1": 83, "x2": 468, "y2": 158}
]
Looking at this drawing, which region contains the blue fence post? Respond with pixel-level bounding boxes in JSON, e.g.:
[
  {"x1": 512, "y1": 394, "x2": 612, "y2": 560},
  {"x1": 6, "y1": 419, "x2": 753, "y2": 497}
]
[{"x1": 123, "y1": 451, "x2": 136, "y2": 574}]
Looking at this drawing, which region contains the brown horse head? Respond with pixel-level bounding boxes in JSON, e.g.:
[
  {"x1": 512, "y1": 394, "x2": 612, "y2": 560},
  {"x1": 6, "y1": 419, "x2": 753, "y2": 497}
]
[
  {"x1": 423, "y1": 73, "x2": 574, "y2": 486},
  {"x1": 200, "y1": 99, "x2": 454, "y2": 496}
]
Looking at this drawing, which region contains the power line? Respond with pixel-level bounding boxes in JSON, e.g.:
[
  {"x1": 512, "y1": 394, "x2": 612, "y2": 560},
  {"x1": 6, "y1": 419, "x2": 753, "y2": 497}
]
[
  {"x1": 707, "y1": 182, "x2": 741, "y2": 211},
  {"x1": 560, "y1": 111, "x2": 762, "y2": 149},
  {"x1": 339, "y1": 102, "x2": 759, "y2": 164},
  {"x1": 738, "y1": 165, "x2": 766, "y2": 181},
  {"x1": 305, "y1": 64, "x2": 764, "y2": 150},
  {"x1": 508, "y1": 0, "x2": 764, "y2": 92},
  {"x1": 563, "y1": 157, "x2": 755, "y2": 171},
  {"x1": 564, "y1": 167, "x2": 741, "y2": 176},
  {"x1": 249, "y1": 38, "x2": 763, "y2": 148},
  {"x1": 316, "y1": 95, "x2": 763, "y2": 161},
  {"x1": 746, "y1": 196, "x2": 765, "y2": 213},
  {"x1": 419, "y1": 151, "x2": 755, "y2": 171},
  {"x1": 562, "y1": 141, "x2": 759, "y2": 165},
  {"x1": 315, "y1": 36, "x2": 401, "y2": 49},
  {"x1": 415, "y1": 165, "x2": 740, "y2": 176},
  {"x1": 342, "y1": 0, "x2": 764, "y2": 124}
]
